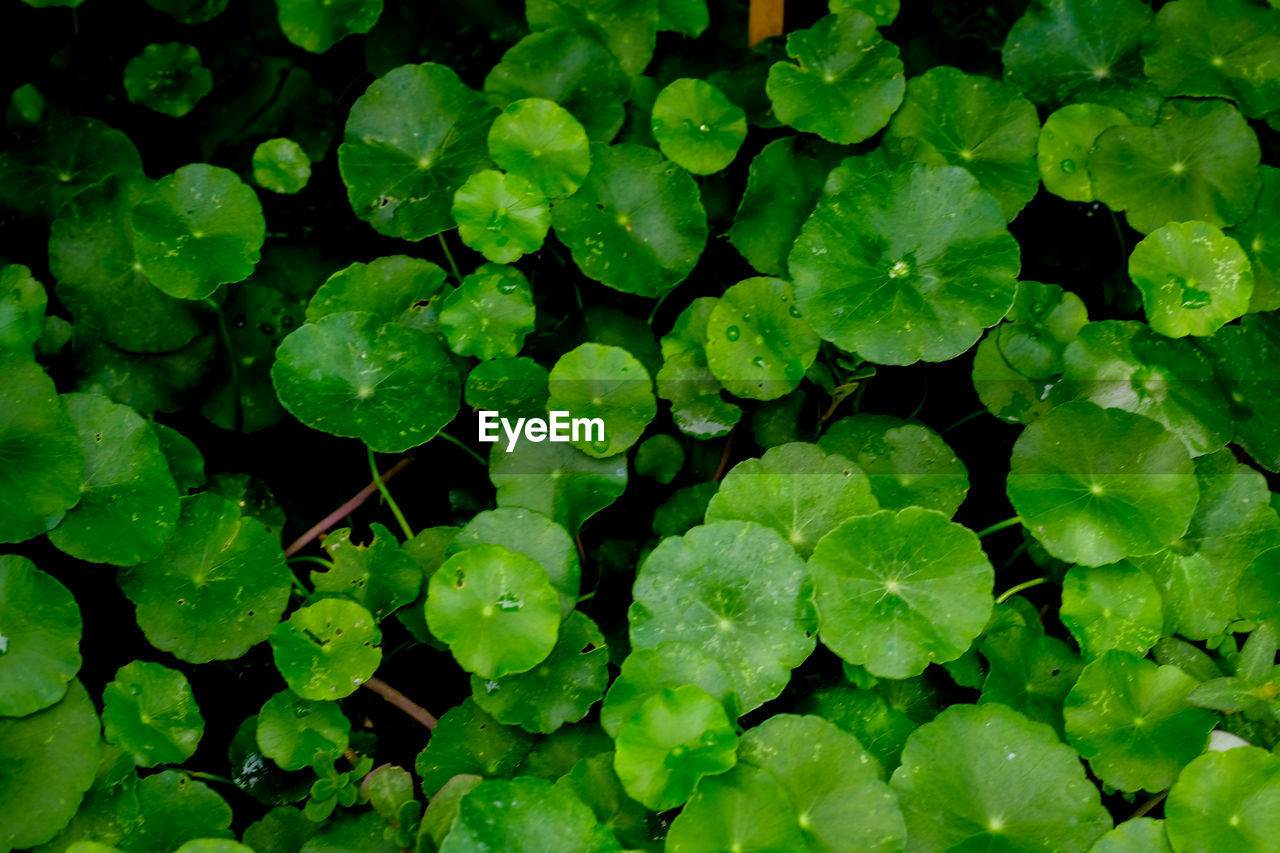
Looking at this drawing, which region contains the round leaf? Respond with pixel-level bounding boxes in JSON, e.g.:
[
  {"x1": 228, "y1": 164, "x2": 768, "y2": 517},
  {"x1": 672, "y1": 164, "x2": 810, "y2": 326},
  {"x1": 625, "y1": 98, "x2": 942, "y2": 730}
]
[
  {"x1": 490, "y1": 439, "x2": 628, "y2": 533},
  {"x1": 613, "y1": 685, "x2": 738, "y2": 811},
  {"x1": 306, "y1": 255, "x2": 447, "y2": 328},
  {"x1": 1227, "y1": 164, "x2": 1280, "y2": 312},
  {"x1": 310, "y1": 524, "x2": 422, "y2": 622},
  {"x1": 414, "y1": 699, "x2": 534, "y2": 795},
  {"x1": 0, "y1": 352, "x2": 84, "y2": 544},
  {"x1": 439, "y1": 264, "x2": 535, "y2": 360},
  {"x1": 1037, "y1": 103, "x2": 1132, "y2": 203},
  {"x1": 650, "y1": 78, "x2": 745, "y2": 175},
  {"x1": 1060, "y1": 562, "x2": 1164, "y2": 659},
  {"x1": 704, "y1": 276, "x2": 819, "y2": 401},
  {"x1": 488, "y1": 98, "x2": 591, "y2": 198},
  {"x1": 633, "y1": 433, "x2": 683, "y2": 484},
  {"x1": 145, "y1": 0, "x2": 227, "y2": 24},
  {"x1": 809, "y1": 507, "x2": 994, "y2": 679},
  {"x1": 655, "y1": 296, "x2": 742, "y2": 439},
  {"x1": 438, "y1": 777, "x2": 619, "y2": 853},
  {"x1": 1166, "y1": 746, "x2": 1280, "y2": 852},
  {"x1": 338, "y1": 63, "x2": 495, "y2": 241},
  {"x1": 664, "y1": 764, "x2": 808, "y2": 853},
  {"x1": 1006, "y1": 401, "x2": 1199, "y2": 567},
  {"x1": 600, "y1": 642, "x2": 737, "y2": 738},
  {"x1": 0, "y1": 554, "x2": 81, "y2": 717},
  {"x1": 0, "y1": 263, "x2": 46, "y2": 351},
  {"x1": 252, "y1": 138, "x2": 311, "y2": 194},
  {"x1": 1128, "y1": 220, "x2": 1254, "y2": 338},
  {"x1": 547, "y1": 342, "x2": 656, "y2": 458},
  {"x1": 48, "y1": 393, "x2": 180, "y2": 566},
  {"x1": 551, "y1": 143, "x2": 707, "y2": 299},
  {"x1": 426, "y1": 543, "x2": 560, "y2": 679},
  {"x1": 256, "y1": 690, "x2": 350, "y2": 772},
  {"x1": 1064, "y1": 650, "x2": 1216, "y2": 792},
  {"x1": 269, "y1": 598, "x2": 382, "y2": 700},
  {"x1": 131, "y1": 164, "x2": 266, "y2": 300},
  {"x1": 271, "y1": 311, "x2": 460, "y2": 453},
  {"x1": 128, "y1": 771, "x2": 233, "y2": 853},
  {"x1": 1088, "y1": 819, "x2": 1172, "y2": 853},
  {"x1": 790, "y1": 161, "x2": 1020, "y2": 365},
  {"x1": 451, "y1": 170, "x2": 549, "y2": 264},
  {"x1": 275, "y1": 0, "x2": 383, "y2": 53},
  {"x1": 890, "y1": 703, "x2": 1111, "y2": 853},
  {"x1": 119, "y1": 492, "x2": 291, "y2": 663},
  {"x1": 103, "y1": 660, "x2": 204, "y2": 768},
  {"x1": 1089, "y1": 98, "x2": 1261, "y2": 234},
  {"x1": 765, "y1": 12, "x2": 905, "y2": 145},
  {"x1": 452, "y1": 507, "x2": 581, "y2": 617},
  {"x1": 885, "y1": 66, "x2": 1041, "y2": 220},
  {"x1": 123, "y1": 44, "x2": 212, "y2": 118},
  {"x1": 628, "y1": 520, "x2": 817, "y2": 712}
]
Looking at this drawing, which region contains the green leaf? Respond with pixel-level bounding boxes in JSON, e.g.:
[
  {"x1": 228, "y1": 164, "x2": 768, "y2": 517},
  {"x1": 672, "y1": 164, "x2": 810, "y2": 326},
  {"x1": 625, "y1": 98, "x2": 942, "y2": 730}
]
[
  {"x1": 797, "y1": 685, "x2": 921, "y2": 773},
  {"x1": 790, "y1": 161, "x2": 1020, "y2": 365},
  {"x1": 268, "y1": 598, "x2": 382, "y2": 700},
  {"x1": 466, "y1": 357, "x2": 549, "y2": 422},
  {"x1": 633, "y1": 433, "x2": 683, "y2": 484},
  {"x1": 0, "y1": 264, "x2": 46, "y2": 352},
  {"x1": 311, "y1": 523, "x2": 422, "y2": 621},
  {"x1": 628, "y1": 520, "x2": 817, "y2": 712},
  {"x1": 664, "y1": 764, "x2": 808, "y2": 853},
  {"x1": 1202, "y1": 312, "x2": 1280, "y2": 472},
  {"x1": 978, "y1": 612, "x2": 1083, "y2": 736},
  {"x1": 0, "y1": 555, "x2": 81, "y2": 717},
  {"x1": 656, "y1": 297, "x2": 742, "y2": 439},
  {"x1": 885, "y1": 66, "x2": 1041, "y2": 220},
  {"x1": 361, "y1": 764, "x2": 413, "y2": 824},
  {"x1": 144, "y1": 0, "x2": 227, "y2": 24},
  {"x1": 1088, "y1": 818, "x2": 1172, "y2": 853},
  {"x1": 765, "y1": 12, "x2": 905, "y2": 145},
  {"x1": 123, "y1": 44, "x2": 212, "y2": 118},
  {"x1": 728, "y1": 137, "x2": 843, "y2": 278},
  {"x1": 1142, "y1": 0, "x2": 1280, "y2": 119},
  {"x1": 119, "y1": 492, "x2": 291, "y2": 663},
  {"x1": 1228, "y1": 165, "x2": 1280, "y2": 312},
  {"x1": 33, "y1": 746, "x2": 139, "y2": 853},
  {"x1": 890, "y1": 703, "x2": 1111, "y2": 852},
  {"x1": 739, "y1": 714, "x2": 905, "y2": 853},
  {"x1": 131, "y1": 164, "x2": 265, "y2": 300},
  {"x1": 556, "y1": 753, "x2": 661, "y2": 851},
  {"x1": 704, "y1": 276, "x2": 819, "y2": 401},
  {"x1": 1131, "y1": 449, "x2": 1280, "y2": 640},
  {"x1": 0, "y1": 681, "x2": 100, "y2": 852},
  {"x1": 253, "y1": 138, "x2": 311, "y2": 195},
  {"x1": 1064, "y1": 651, "x2": 1217, "y2": 792},
  {"x1": 243, "y1": 807, "x2": 318, "y2": 853},
  {"x1": 300, "y1": 811, "x2": 399, "y2": 853},
  {"x1": 338, "y1": 63, "x2": 495, "y2": 241},
  {"x1": 526, "y1": 0, "x2": 657, "y2": 76},
  {"x1": 151, "y1": 423, "x2": 204, "y2": 493},
  {"x1": 48, "y1": 393, "x2": 180, "y2": 566},
  {"x1": 1002, "y1": 0, "x2": 1158, "y2": 121},
  {"x1": 427, "y1": 543, "x2": 560, "y2": 679},
  {"x1": 659, "y1": 0, "x2": 707, "y2": 33},
  {"x1": 1037, "y1": 103, "x2": 1132, "y2": 203},
  {"x1": 451, "y1": 170, "x2": 550, "y2": 264},
  {"x1": 706, "y1": 442, "x2": 877, "y2": 556},
  {"x1": 1128, "y1": 220, "x2": 1254, "y2": 338},
  {"x1": 819, "y1": 414, "x2": 970, "y2": 516},
  {"x1": 490, "y1": 438, "x2": 628, "y2": 533},
  {"x1": 829, "y1": 0, "x2": 897, "y2": 25},
  {"x1": 0, "y1": 353, "x2": 84, "y2": 544},
  {"x1": 414, "y1": 699, "x2": 534, "y2": 795},
  {"x1": 809, "y1": 507, "x2": 993, "y2": 678},
  {"x1": 488, "y1": 98, "x2": 591, "y2": 199},
  {"x1": 600, "y1": 641, "x2": 738, "y2": 737},
  {"x1": 274, "y1": 0, "x2": 382, "y2": 53},
  {"x1": 972, "y1": 280, "x2": 1089, "y2": 425},
  {"x1": 126, "y1": 771, "x2": 233, "y2": 853},
  {"x1": 1006, "y1": 401, "x2": 1199, "y2": 567},
  {"x1": 306, "y1": 255, "x2": 447, "y2": 329},
  {"x1": 452, "y1": 507, "x2": 581, "y2": 618},
  {"x1": 103, "y1": 661, "x2": 203, "y2": 768},
  {"x1": 1089, "y1": 98, "x2": 1261, "y2": 234},
  {"x1": 228, "y1": 716, "x2": 310, "y2": 807},
  {"x1": 439, "y1": 776, "x2": 620, "y2": 852},
  {"x1": 271, "y1": 311, "x2": 460, "y2": 453},
  {"x1": 256, "y1": 690, "x2": 350, "y2": 772},
  {"x1": 439, "y1": 264, "x2": 536, "y2": 360},
  {"x1": 1061, "y1": 562, "x2": 1164, "y2": 659},
  {"x1": 1240, "y1": 548, "x2": 1280, "y2": 624},
  {"x1": 471, "y1": 610, "x2": 608, "y2": 733},
  {"x1": 484, "y1": 29, "x2": 631, "y2": 144},
  {"x1": 1054, "y1": 320, "x2": 1232, "y2": 456},
  {"x1": 547, "y1": 343, "x2": 656, "y2": 457},
  {"x1": 650, "y1": 78, "x2": 745, "y2": 175},
  {"x1": 613, "y1": 684, "x2": 738, "y2": 811},
  {"x1": 1166, "y1": 747, "x2": 1280, "y2": 852},
  {"x1": 174, "y1": 841, "x2": 254, "y2": 853}
]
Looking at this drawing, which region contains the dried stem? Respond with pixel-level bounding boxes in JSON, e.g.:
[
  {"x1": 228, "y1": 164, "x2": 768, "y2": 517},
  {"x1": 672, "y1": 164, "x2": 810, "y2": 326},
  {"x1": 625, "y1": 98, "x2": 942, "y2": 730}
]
[
  {"x1": 361, "y1": 676, "x2": 437, "y2": 730},
  {"x1": 284, "y1": 457, "x2": 413, "y2": 557}
]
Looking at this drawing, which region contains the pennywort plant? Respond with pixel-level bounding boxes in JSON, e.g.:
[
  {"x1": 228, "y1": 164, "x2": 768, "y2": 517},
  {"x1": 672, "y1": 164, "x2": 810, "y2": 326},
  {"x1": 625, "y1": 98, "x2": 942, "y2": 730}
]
[{"x1": 2, "y1": 0, "x2": 1280, "y2": 851}]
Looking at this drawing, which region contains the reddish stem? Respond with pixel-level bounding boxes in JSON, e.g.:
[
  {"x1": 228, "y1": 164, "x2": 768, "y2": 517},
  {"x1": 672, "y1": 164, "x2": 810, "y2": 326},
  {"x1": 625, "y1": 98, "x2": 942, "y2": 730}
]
[
  {"x1": 361, "y1": 676, "x2": 437, "y2": 730},
  {"x1": 713, "y1": 428, "x2": 736, "y2": 482},
  {"x1": 284, "y1": 457, "x2": 414, "y2": 557}
]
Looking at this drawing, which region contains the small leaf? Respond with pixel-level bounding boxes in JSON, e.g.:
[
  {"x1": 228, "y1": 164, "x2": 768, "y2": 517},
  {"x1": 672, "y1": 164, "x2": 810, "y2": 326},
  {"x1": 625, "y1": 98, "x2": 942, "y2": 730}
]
[
  {"x1": 1061, "y1": 562, "x2": 1164, "y2": 659},
  {"x1": 650, "y1": 78, "x2": 746, "y2": 175},
  {"x1": 655, "y1": 297, "x2": 742, "y2": 439},
  {"x1": 253, "y1": 138, "x2": 311, "y2": 195},
  {"x1": 103, "y1": 661, "x2": 204, "y2": 768},
  {"x1": 123, "y1": 44, "x2": 212, "y2": 118},
  {"x1": 451, "y1": 170, "x2": 550, "y2": 264},
  {"x1": 704, "y1": 276, "x2": 819, "y2": 402},
  {"x1": 312, "y1": 523, "x2": 422, "y2": 621},
  {"x1": 600, "y1": 641, "x2": 737, "y2": 738},
  {"x1": 1128, "y1": 220, "x2": 1254, "y2": 338},
  {"x1": 256, "y1": 690, "x2": 351, "y2": 772},
  {"x1": 275, "y1": 0, "x2": 383, "y2": 54},
  {"x1": 547, "y1": 343, "x2": 656, "y2": 458},
  {"x1": 439, "y1": 264, "x2": 536, "y2": 361},
  {"x1": 268, "y1": 598, "x2": 382, "y2": 700},
  {"x1": 1037, "y1": 104, "x2": 1132, "y2": 203},
  {"x1": 414, "y1": 699, "x2": 533, "y2": 795},
  {"x1": 488, "y1": 98, "x2": 591, "y2": 198},
  {"x1": 490, "y1": 439, "x2": 628, "y2": 533},
  {"x1": 438, "y1": 776, "x2": 619, "y2": 852}
]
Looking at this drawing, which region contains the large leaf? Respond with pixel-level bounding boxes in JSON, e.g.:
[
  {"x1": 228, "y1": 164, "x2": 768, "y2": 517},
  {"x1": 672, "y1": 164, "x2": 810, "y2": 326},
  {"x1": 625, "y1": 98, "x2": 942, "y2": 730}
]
[
  {"x1": 1201, "y1": 312, "x2": 1280, "y2": 472},
  {"x1": 1166, "y1": 747, "x2": 1280, "y2": 853},
  {"x1": 664, "y1": 764, "x2": 807, "y2": 853},
  {"x1": 488, "y1": 98, "x2": 591, "y2": 199},
  {"x1": 0, "y1": 555, "x2": 81, "y2": 717},
  {"x1": 275, "y1": 0, "x2": 382, "y2": 54},
  {"x1": 704, "y1": 276, "x2": 819, "y2": 401},
  {"x1": 438, "y1": 777, "x2": 619, "y2": 852},
  {"x1": 1060, "y1": 562, "x2": 1164, "y2": 659}
]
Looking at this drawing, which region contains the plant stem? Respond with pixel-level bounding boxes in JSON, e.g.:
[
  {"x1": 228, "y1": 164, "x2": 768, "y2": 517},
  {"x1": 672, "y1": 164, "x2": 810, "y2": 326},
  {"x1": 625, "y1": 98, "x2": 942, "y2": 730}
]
[
  {"x1": 436, "y1": 430, "x2": 487, "y2": 466},
  {"x1": 288, "y1": 555, "x2": 334, "y2": 571},
  {"x1": 942, "y1": 409, "x2": 987, "y2": 434},
  {"x1": 361, "y1": 676, "x2": 437, "y2": 730},
  {"x1": 284, "y1": 457, "x2": 414, "y2": 557},
  {"x1": 368, "y1": 446, "x2": 414, "y2": 540},
  {"x1": 713, "y1": 427, "x2": 737, "y2": 482},
  {"x1": 1001, "y1": 539, "x2": 1032, "y2": 570},
  {"x1": 995, "y1": 577, "x2": 1047, "y2": 605},
  {"x1": 976, "y1": 516, "x2": 1022, "y2": 539},
  {"x1": 187, "y1": 771, "x2": 235, "y2": 786},
  {"x1": 204, "y1": 298, "x2": 243, "y2": 433},
  {"x1": 1128, "y1": 790, "x2": 1167, "y2": 820},
  {"x1": 437, "y1": 232, "x2": 463, "y2": 283},
  {"x1": 291, "y1": 576, "x2": 310, "y2": 597}
]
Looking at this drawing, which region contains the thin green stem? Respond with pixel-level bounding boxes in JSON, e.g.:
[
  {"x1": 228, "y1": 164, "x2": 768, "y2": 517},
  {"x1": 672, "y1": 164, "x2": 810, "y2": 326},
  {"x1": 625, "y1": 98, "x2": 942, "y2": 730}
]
[
  {"x1": 1001, "y1": 539, "x2": 1032, "y2": 570},
  {"x1": 437, "y1": 232, "x2": 463, "y2": 283},
  {"x1": 291, "y1": 576, "x2": 310, "y2": 597},
  {"x1": 943, "y1": 408, "x2": 988, "y2": 435},
  {"x1": 204, "y1": 298, "x2": 243, "y2": 433},
  {"x1": 437, "y1": 431, "x2": 487, "y2": 466},
  {"x1": 187, "y1": 771, "x2": 235, "y2": 786},
  {"x1": 976, "y1": 516, "x2": 1022, "y2": 539},
  {"x1": 1108, "y1": 209, "x2": 1128, "y2": 267},
  {"x1": 368, "y1": 446, "x2": 414, "y2": 540},
  {"x1": 851, "y1": 377, "x2": 870, "y2": 413},
  {"x1": 995, "y1": 577, "x2": 1048, "y2": 605},
  {"x1": 1128, "y1": 790, "x2": 1168, "y2": 820},
  {"x1": 288, "y1": 555, "x2": 334, "y2": 570},
  {"x1": 647, "y1": 289, "x2": 673, "y2": 326}
]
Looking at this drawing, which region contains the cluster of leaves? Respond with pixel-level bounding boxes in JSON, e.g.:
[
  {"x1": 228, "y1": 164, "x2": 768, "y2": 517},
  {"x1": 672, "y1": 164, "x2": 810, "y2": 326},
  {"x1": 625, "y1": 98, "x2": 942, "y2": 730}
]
[{"x1": 4, "y1": 0, "x2": 1280, "y2": 851}]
